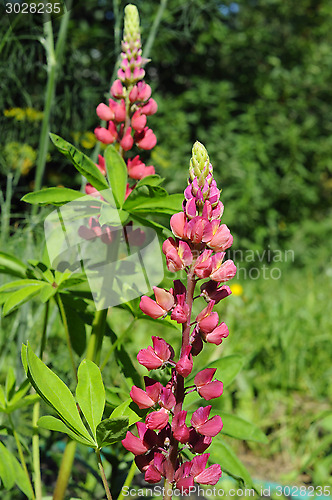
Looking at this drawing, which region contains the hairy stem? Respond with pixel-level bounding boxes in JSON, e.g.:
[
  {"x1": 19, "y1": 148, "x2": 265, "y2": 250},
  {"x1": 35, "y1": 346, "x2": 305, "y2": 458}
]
[{"x1": 96, "y1": 449, "x2": 113, "y2": 500}]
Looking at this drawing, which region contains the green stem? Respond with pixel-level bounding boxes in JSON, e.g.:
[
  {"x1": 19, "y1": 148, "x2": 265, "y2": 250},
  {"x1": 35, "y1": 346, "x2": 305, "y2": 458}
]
[
  {"x1": 55, "y1": 294, "x2": 77, "y2": 382},
  {"x1": 142, "y1": 0, "x2": 168, "y2": 60},
  {"x1": 32, "y1": 301, "x2": 49, "y2": 500},
  {"x1": 86, "y1": 309, "x2": 108, "y2": 364},
  {"x1": 33, "y1": 2, "x2": 72, "y2": 204},
  {"x1": 117, "y1": 459, "x2": 136, "y2": 500},
  {"x1": 9, "y1": 415, "x2": 35, "y2": 500},
  {"x1": 163, "y1": 478, "x2": 173, "y2": 500},
  {"x1": 96, "y1": 449, "x2": 113, "y2": 500},
  {"x1": 52, "y1": 439, "x2": 76, "y2": 500},
  {"x1": 1, "y1": 172, "x2": 13, "y2": 245}
]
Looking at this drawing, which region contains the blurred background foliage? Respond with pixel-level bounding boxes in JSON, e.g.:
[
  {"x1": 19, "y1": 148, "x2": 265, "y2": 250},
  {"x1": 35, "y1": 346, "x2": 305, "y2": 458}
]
[
  {"x1": 1, "y1": 0, "x2": 332, "y2": 494},
  {"x1": 1, "y1": 0, "x2": 332, "y2": 264}
]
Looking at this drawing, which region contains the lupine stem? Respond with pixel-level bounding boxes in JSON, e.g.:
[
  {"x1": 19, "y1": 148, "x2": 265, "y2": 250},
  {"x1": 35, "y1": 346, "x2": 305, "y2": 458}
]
[
  {"x1": 32, "y1": 301, "x2": 49, "y2": 500},
  {"x1": 52, "y1": 439, "x2": 76, "y2": 500},
  {"x1": 96, "y1": 450, "x2": 113, "y2": 500},
  {"x1": 33, "y1": 2, "x2": 72, "y2": 201},
  {"x1": 164, "y1": 269, "x2": 197, "y2": 500}
]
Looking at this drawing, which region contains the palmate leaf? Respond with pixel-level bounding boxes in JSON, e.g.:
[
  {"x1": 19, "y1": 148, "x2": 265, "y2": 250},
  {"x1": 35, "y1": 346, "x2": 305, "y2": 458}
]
[
  {"x1": 38, "y1": 415, "x2": 94, "y2": 447},
  {"x1": 50, "y1": 133, "x2": 109, "y2": 192},
  {"x1": 76, "y1": 360, "x2": 105, "y2": 440},
  {"x1": 22, "y1": 344, "x2": 95, "y2": 446},
  {"x1": 96, "y1": 417, "x2": 129, "y2": 447},
  {"x1": 2, "y1": 283, "x2": 47, "y2": 316},
  {"x1": 123, "y1": 186, "x2": 183, "y2": 215}
]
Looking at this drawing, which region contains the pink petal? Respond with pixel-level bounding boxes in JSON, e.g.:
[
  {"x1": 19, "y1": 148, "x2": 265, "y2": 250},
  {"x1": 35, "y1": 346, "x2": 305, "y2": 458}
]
[
  {"x1": 121, "y1": 431, "x2": 148, "y2": 455},
  {"x1": 197, "y1": 415, "x2": 223, "y2": 437},
  {"x1": 195, "y1": 464, "x2": 222, "y2": 485},
  {"x1": 130, "y1": 386, "x2": 156, "y2": 409},
  {"x1": 191, "y1": 453, "x2": 209, "y2": 476},
  {"x1": 198, "y1": 311, "x2": 219, "y2": 333},
  {"x1": 140, "y1": 296, "x2": 165, "y2": 319},
  {"x1": 153, "y1": 287, "x2": 174, "y2": 311},
  {"x1": 191, "y1": 406, "x2": 212, "y2": 428},
  {"x1": 152, "y1": 336, "x2": 171, "y2": 362},
  {"x1": 137, "y1": 346, "x2": 163, "y2": 370},
  {"x1": 204, "y1": 322, "x2": 229, "y2": 345},
  {"x1": 145, "y1": 464, "x2": 162, "y2": 484},
  {"x1": 194, "y1": 368, "x2": 216, "y2": 387},
  {"x1": 146, "y1": 408, "x2": 169, "y2": 430},
  {"x1": 198, "y1": 380, "x2": 223, "y2": 401},
  {"x1": 170, "y1": 212, "x2": 187, "y2": 239},
  {"x1": 159, "y1": 387, "x2": 176, "y2": 410}
]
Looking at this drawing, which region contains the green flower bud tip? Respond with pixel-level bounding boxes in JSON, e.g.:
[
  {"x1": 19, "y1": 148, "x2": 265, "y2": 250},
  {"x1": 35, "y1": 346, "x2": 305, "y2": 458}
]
[
  {"x1": 124, "y1": 4, "x2": 140, "y2": 40},
  {"x1": 191, "y1": 141, "x2": 210, "y2": 176}
]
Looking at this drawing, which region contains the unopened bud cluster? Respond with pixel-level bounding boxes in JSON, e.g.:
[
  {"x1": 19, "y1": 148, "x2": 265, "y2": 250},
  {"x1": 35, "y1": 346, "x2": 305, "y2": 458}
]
[
  {"x1": 122, "y1": 142, "x2": 237, "y2": 493},
  {"x1": 93, "y1": 4, "x2": 157, "y2": 198}
]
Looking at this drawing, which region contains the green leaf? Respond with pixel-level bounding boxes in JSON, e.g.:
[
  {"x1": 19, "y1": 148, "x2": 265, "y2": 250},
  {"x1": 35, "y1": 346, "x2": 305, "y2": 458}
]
[
  {"x1": 0, "y1": 441, "x2": 34, "y2": 497},
  {"x1": 76, "y1": 360, "x2": 105, "y2": 440},
  {"x1": 21, "y1": 187, "x2": 84, "y2": 207},
  {"x1": 217, "y1": 412, "x2": 268, "y2": 443},
  {"x1": 110, "y1": 399, "x2": 143, "y2": 426},
  {"x1": 26, "y1": 344, "x2": 95, "y2": 445},
  {"x1": 38, "y1": 415, "x2": 95, "y2": 447},
  {"x1": 135, "y1": 175, "x2": 165, "y2": 188},
  {"x1": 96, "y1": 417, "x2": 129, "y2": 448},
  {"x1": 6, "y1": 394, "x2": 40, "y2": 413},
  {"x1": 187, "y1": 354, "x2": 245, "y2": 387},
  {"x1": 8, "y1": 379, "x2": 30, "y2": 406},
  {"x1": 124, "y1": 191, "x2": 183, "y2": 215},
  {"x1": 0, "y1": 279, "x2": 43, "y2": 292},
  {"x1": 5, "y1": 367, "x2": 16, "y2": 401},
  {"x1": 3, "y1": 283, "x2": 46, "y2": 316},
  {"x1": 0, "y1": 386, "x2": 6, "y2": 409},
  {"x1": 104, "y1": 145, "x2": 128, "y2": 208},
  {"x1": 0, "y1": 252, "x2": 27, "y2": 278},
  {"x1": 209, "y1": 439, "x2": 253, "y2": 488},
  {"x1": 50, "y1": 133, "x2": 109, "y2": 192},
  {"x1": 0, "y1": 442, "x2": 15, "y2": 489}
]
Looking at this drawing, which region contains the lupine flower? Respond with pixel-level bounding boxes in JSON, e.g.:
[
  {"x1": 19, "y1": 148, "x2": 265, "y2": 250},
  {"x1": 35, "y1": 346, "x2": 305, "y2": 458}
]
[
  {"x1": 125, "y1": 141, "x2": 237, "y2": 493},
  {"x1": 202, "y1": 322, "x2": 229, "y2": 345},
  {"x1": 162, "y1": 238, "x2": 193, "y2": 272},
  {"x1": 175, "y1": 345, "x2": 193, "y2": 377},
  {"x1": 194, "y1": 368, "x2": 223, "y2": 400},
  {"x1": 140, "y1": 287, "x2": 174, "y2": 319},
  {"x1": 200, "y1": 281, "x2": 232, "y2": 304},
  {"x1": 137, "y1": 336, "x2": 173, "y2": 370},
  {"x1": 196, "y1": 301, "x2": 219, "y2": 333},
  {"x1": 210, "y1": 257, "x2": 237, "y2": 282},
  {"x1": 191, "y1": 406, "x2": 223, "y2": 437},
  {"x1": 146, "y1": 408, "x2": 169, "y2": 430},
  {"x1": 190, "y1": 454, "x2": 222, "y2": 485},
  {"x1": 172, "y1": 410, "x2": 190, "y2": 443}
]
